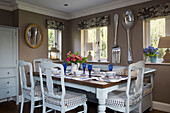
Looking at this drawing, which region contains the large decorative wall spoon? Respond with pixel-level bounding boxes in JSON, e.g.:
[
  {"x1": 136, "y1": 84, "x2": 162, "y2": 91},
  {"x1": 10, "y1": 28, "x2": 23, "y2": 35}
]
[{"x1": 122, "y1": 10, "x2": 134, "y2": 64}]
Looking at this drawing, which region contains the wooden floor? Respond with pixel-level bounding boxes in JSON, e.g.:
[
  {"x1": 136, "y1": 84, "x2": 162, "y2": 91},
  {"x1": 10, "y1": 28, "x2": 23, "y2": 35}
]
[{"x1": 0, "y1": 101, "x2": 167, "y2": 113}]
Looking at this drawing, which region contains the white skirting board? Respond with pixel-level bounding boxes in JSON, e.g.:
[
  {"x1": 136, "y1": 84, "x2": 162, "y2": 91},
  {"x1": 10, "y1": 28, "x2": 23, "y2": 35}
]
[{"x1": 153, "y1": 101, "x2": 170, "y2": 112}]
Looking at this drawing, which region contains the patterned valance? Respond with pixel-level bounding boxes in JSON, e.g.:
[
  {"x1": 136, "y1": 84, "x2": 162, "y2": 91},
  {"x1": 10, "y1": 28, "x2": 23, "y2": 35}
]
[
  {"x1": 46, "y1": 20, "x2": 64, "y2": 30},
  {"x1": 77, "y1": 15, "x2": 110, "y2": 30},
  {"x1": 137, "y1": 2, "x2": 170, "y2": 20}
]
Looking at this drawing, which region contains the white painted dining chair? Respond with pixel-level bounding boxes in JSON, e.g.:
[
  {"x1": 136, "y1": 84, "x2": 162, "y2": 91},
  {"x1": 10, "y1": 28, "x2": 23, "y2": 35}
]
[
  {"x1": 38, "y1": 62, "x2": 87, "y2": 113},
  {"x1": 19, "y1": 60, "x2": 43, "y2": 113},
  {"x1": 33, "y1": 58, "x2": 52, "y2": 72},
  {"x1": 105, "y1": 61, "x2": 145, "y2": 113}
]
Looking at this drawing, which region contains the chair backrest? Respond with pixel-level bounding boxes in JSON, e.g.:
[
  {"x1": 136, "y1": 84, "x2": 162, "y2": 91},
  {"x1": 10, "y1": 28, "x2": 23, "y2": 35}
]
[
  {"x1": 33, "y1": 58, "x2": 52, "y2": 72},
  {"x1": 19, "y1": 60, "x2": 35, "y2": 91},
  {"x1": 126, "y1": 61, "x2": 145, "y2": 104},
  {"x1": 38, "y1": 62, "x2": 65, "y2": 107}
]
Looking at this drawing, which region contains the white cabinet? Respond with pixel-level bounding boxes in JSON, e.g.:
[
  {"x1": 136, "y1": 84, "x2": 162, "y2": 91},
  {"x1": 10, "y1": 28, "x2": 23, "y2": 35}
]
[{"x1": 0, "y1": 26, "x2": 19, "y2": 105}]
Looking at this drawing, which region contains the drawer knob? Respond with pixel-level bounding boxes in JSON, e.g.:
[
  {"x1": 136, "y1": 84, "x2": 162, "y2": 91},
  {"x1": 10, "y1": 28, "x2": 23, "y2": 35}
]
[
  {"x1": 7, "y1": 72, "x2": 10, "y2": 74},
  {"x1": 7, "y1": 82, "x2": 9, "y2": 84},
  {"x1": 7, "y1": 91, "x2": 9, "y2": 93}
]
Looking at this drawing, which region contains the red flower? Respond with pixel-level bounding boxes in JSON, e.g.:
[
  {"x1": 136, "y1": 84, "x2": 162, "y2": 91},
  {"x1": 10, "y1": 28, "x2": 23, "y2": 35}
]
[
  {"x1": 67, "y1": 51, "x2": 71, "y2": 55},
  {"x1": 79, "y1": 57, "x2": 82, "y2": 61},
  {"x1": 72, "y1": 58, "x2": 76, "y2": 62},
  {"x1": 71, "y1": 54, "x2": 76, "y2": 58},
  {"x1": 67, "y1": 57, "x2": 71, "y2": 62}
]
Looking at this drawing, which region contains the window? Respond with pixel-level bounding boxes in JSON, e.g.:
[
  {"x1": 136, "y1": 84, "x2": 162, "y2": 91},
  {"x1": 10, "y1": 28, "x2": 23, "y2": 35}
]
[
  {"x1": 81, "y1": 26, "x2": 108, "y2": 61},
  {"x1": 144, "y1": 15, "x2": 170, "y2": 62},
  {"x1": 48, "y1": 29, "x2": 62, "y2": 60}
]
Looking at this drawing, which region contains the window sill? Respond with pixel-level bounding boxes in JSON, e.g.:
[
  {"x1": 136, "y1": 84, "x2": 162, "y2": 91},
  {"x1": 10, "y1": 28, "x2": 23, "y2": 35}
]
[
  {"x1": 52, "y1": 60, "x2": 64, "y2": 63},
  {"x1": 145, "y1": 62, "x2": 170, "y2": 66}
]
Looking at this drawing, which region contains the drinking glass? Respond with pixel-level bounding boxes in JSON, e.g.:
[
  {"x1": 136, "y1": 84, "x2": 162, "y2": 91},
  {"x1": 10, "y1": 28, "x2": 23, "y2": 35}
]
[
  {"x1": 82, "y1": 63, "x2": 86, "y2": 74},
  {"x1": 88, "y1": 64, "x2": 92, "y2": 78},
  {"x1": 108, "y1": 64, "x2": 113, "y2": 71},
  {"x1": 63, "y1": 62, "x2": 67, "y2": 75}
]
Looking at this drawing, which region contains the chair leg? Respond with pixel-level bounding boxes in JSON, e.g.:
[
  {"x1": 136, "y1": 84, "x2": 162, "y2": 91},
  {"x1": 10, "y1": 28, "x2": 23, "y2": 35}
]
[
  {"x1": 139, "y1": 102, "x2": 142, "y2": 113},
  {"x1": 30, "y1": 99, "x2": 35, "y2": 113},
  {"x1": 20, "y1": 95, "x2": 24, "y2": 113},
  {"x1": 83, "y1": 102, "x2": 87, "y2": 113},
  {"x1": 43, "y1": 106, "x2": 46, "y2": 113},
  {"x1": 125, "y1": 103, "x2": 129, "y2": 113}
]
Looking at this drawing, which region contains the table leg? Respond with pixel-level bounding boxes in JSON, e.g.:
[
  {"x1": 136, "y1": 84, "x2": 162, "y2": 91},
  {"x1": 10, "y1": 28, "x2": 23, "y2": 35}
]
[
  {"x1": 98, "y1": 99, "x2": 106, "y2": 113},
  {"x1": 96, "y1": 88, "x2": 107, "y2": 113}
]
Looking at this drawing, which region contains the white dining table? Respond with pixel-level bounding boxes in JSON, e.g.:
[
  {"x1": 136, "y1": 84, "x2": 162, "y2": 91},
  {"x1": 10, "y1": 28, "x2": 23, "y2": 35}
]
[{"x1": 33, "y1": 67, "x2": 155, "y2": 113}]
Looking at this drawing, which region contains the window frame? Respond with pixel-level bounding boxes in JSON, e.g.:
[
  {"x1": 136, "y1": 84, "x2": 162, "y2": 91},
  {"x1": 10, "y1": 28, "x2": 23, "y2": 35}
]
[
  {"x1": 48, "y1": 29, "x2": 62, "y2": 60},
  {"x1": 81, "y1": 26, "x2": 108, "y2": 62},
  {"x1": 144, "y1": 16, "x2": 170, "y2": 48},
  {"x1": 143, "y1": 15, "x2": 170, "y2": 62}
]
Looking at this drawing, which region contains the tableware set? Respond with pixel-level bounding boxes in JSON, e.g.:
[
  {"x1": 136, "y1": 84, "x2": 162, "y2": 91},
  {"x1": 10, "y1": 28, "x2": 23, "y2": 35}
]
[{"x1": 63, "y1": 63, "x2": 118, "y2": 77}]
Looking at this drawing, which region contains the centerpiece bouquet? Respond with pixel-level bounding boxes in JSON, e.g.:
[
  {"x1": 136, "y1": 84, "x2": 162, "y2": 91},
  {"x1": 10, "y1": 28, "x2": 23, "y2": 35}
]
[
  {"x1": 67, "y1": 51, "x2": 87, "y2": 64},
  {"x1": 143, "y1": 46, "x2": 159, "y2": 63},
  {"x1": 67, "y1": 51, "x2": 87, "y2": 73}
]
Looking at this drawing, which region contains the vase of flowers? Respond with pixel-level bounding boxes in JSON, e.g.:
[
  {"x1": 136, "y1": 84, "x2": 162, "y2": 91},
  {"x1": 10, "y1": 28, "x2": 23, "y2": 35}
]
[
  {"x1": 143, "y1": 46, "x2": 159, "y2": 63},
  {"x1": 67, "y1": 51, "x2": 87, "y2": 74}
]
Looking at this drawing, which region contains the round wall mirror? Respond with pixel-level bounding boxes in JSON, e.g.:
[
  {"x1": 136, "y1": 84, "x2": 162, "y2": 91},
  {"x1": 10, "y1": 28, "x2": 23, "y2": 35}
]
[{"x1": 25, "y1": 24, "x2": 43, "y2": 48}]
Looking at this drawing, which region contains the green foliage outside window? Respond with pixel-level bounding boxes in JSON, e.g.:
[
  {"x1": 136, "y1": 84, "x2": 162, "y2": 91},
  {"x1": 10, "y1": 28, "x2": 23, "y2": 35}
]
[
  {"x1": 48, "y1": 29, "x2": 54, "y2": 50},
  {"x1": 150, "y1": 18, "x2": 165, "y2": 58},
  {"x1": 87, "y1": 27, "x2": 107, "y2": 60},
  {"x1": 100, "y1": 27, "x2": 107, "y2": 59}
]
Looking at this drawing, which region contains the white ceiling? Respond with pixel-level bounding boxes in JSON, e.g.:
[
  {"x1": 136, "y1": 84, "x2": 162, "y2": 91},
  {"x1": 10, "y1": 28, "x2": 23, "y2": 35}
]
[
  {"x1": 0, "y1": 0, "x2": 151, "y2": 19},
  {"x1": 17, "y1": 0, "x2": 115, "y2": 13}
]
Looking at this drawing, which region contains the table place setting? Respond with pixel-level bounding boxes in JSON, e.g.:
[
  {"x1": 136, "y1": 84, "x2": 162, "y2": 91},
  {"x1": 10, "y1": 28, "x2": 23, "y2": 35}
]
[{"x1": 50, "y1": 62, "x2": 128, "y2": 83}]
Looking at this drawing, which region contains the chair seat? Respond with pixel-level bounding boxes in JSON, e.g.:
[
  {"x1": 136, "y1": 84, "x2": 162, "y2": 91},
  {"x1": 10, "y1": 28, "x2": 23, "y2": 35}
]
[
  {"x1": 115, "y1": 83, "x2": 152, "y2": 95},
  {"x1": 23, "y1": 86, "x2": 45, "y2": 97},
  {"x1": 45, "y1": 91, "x2": 87, "y2": 108},
  {"x1": 106, "y1": 91, "x2": 142, "y2": 107}
]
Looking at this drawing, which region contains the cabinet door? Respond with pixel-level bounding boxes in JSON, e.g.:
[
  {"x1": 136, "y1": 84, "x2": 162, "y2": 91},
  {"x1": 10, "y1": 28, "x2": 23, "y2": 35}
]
[{"x1": 0, "y1": 27, "x2": 17, "y2": 67}]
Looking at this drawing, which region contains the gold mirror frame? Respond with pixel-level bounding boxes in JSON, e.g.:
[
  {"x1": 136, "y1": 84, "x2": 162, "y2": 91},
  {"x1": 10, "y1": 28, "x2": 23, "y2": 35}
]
[{"x1": 25, "y1": 24, "x2": 43, "y2": 48}]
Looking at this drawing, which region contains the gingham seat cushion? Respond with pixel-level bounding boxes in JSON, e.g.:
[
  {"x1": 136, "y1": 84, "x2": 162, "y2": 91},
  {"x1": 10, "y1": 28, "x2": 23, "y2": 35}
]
[
  {"x1": 45, "y1": 91, "x2": 87, "y2": 108},
  {"x1": 106, "y1": 91, "x2": 142, "y2": 107},
  {"x1": 22, "y1": 86, "x2": 44, "y2": 97}
]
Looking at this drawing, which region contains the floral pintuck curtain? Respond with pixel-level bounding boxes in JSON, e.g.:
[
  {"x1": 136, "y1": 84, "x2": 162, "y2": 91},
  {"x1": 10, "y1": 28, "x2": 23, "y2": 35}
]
[
  {"x1": 137, "y1": 2, "x2": 170, "y2": 20},
  {"x1": 77, "y1": 15, "x2": 110, "y2": 30},
  {"x1": 46, "y1": 20, "x2": 64, "y2": 31}
]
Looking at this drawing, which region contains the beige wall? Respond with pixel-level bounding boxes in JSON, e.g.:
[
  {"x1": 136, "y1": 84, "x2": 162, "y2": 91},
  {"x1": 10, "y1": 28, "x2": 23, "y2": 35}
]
[
  {"x1": 68, "y1": 0, "x2": 170, "y2": 104},
  {"x1": 146, "y1": 64, "x2": 170, "y2": 104},
  {"x1": 0, "y1": 9, "x2": 13, "y2": 26},
  {"x1": 18, "y1": 10, "x2": 69, "y2": 62}
]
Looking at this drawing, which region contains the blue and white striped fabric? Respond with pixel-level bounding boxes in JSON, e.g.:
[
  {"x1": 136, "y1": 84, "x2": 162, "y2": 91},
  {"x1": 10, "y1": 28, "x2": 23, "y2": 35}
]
[{"x1": 106, "y1": 91, "x2": 142, "y2": 107}]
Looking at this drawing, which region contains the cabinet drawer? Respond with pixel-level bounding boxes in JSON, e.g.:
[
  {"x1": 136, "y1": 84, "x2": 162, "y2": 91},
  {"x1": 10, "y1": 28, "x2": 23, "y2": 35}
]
[
  {"x1": 0, "y1": 68, "x2": 17, "y2": 78},
  {"x1": 0, "y1": 77, "x2": 16, "y2": 89},
  {"x1": 0, "y1": 87, "x2": 17, "y2": 99}
]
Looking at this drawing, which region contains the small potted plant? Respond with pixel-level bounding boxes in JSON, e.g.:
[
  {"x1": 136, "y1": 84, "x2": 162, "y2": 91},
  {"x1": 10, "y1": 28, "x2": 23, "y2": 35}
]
[
  {"x1": 67, "y1": 51, "x2": 87, "y2": 73},
  {"x1": 143, "y1": 46, "x2": 159, "y2": 63}
]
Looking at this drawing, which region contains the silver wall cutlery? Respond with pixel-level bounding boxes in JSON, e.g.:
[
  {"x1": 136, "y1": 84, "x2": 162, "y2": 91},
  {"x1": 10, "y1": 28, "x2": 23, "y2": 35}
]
[
  {"x1": 112, "y1": 14, "x2": 121, "y2": 64},
  {"x1": 122, "y1": 10, "x2": 134, "y2": 64}
]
